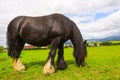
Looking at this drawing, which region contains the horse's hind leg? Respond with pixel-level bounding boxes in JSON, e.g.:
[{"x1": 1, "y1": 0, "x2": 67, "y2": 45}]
[
  {"x1": 43, "y1": 37, "x2": 60, "y2": 74},
  {"x1": 8, "y1": 35, "x2": 25, "y2": 71},
  {"x1": 57, "y1": 43, "x2": 67, "y2": 70},
  {"x1": 12, "y1": 40, "x2": 25, "y2": 71}
]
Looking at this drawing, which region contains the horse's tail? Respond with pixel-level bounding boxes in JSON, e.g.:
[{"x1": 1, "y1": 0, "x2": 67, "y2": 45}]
[
  {"x1": 7, "y1": 16, "x2": 25, "y2": 58},
  {"x1": 70, "y1": 23, "x2": 87, "y2": 66}
]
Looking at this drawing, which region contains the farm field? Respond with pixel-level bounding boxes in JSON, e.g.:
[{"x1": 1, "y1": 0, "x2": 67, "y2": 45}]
[{"x1": 0, "y1": 45, "x2": 120, "y2": 80}]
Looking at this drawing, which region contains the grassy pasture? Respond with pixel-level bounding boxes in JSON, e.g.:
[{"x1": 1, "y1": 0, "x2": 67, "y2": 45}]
[{"x1": 0, "y1": 45, "x2": 120, "y2": 80}]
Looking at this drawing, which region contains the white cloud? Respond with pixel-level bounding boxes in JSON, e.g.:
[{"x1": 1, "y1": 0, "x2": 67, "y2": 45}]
[
  {"x1": 59, "y1": 0, "x2": 120, "y2": 15},
  {"x1": 71, "y1": 16, "x2": 94, "y2": 23},
  {"x1": 75, "y1": 10, "x2": 120, "y2": 39},
  {"x1": 0, "y1": 0, "x2": 120, "y2": 17}
]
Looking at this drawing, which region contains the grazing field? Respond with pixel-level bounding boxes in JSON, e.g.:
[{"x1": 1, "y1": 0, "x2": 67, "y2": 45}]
[{"x1": 0, "y1": 45, "x2": 120, "y2": 80}]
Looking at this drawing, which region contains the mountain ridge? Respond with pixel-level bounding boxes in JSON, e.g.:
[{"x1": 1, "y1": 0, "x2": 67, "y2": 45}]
[{"x1": 87, "y1": 36, "x2": 120, "y2": 42}]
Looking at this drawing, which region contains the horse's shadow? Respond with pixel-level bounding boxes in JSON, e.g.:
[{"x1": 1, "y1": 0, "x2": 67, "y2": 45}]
[{"x1": 24, "y1": 60, "x2": 75, "y2": 69}]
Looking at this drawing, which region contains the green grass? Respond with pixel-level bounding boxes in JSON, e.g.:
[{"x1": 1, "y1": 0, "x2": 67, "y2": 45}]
[{"x1": 0, "y1": 45, "x2": 120, "y2": 80}]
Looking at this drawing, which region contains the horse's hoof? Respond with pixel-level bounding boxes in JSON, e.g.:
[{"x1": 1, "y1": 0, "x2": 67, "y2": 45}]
[
  {"x1": 43, "y1": 58, "x2": 55, "y2": 75},
  {"x1": 14, "y1": 65, "x2": 25, "y2": 71},
  {"x1": 43, "y1": 65, "x2": 55, "y2": 75},
  {"x1": 57, "y1": 62, "x2": 67, "y2": 70},
  {"x1": 12, "y1": 59, "x2": 25, "y2": 71}
]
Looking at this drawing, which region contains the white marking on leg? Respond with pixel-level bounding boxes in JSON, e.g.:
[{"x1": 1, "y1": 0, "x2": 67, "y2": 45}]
[
  {"x1": 43, "y1": 58, "x2": 55, "y2": 74},
  {"x1": 12, "y1": 58, "x2": 25, "y2": 71}
]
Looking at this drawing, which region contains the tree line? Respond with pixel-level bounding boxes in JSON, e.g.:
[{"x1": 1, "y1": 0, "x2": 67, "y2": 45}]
[
  {"x1": 87, "y1": 41, "x2": 120, "y2": 47},
  {"x1": 100, "y1": 41, "x2": 120, "y2": 46}
]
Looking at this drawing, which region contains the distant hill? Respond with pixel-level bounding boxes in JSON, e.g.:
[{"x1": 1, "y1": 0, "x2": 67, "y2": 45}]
[{"x1": 87, "y1": 36, "x2": 120, "y2": 42}]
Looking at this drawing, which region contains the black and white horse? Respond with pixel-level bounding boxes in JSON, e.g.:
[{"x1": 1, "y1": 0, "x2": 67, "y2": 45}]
[{"x1": 7, "y1": 13, "x2": 87, "y2": 74}]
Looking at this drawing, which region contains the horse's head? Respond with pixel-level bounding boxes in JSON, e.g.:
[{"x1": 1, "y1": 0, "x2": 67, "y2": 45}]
[
  {"x1": 75, "y1": 40, "x2": 87, "y2": 67},
  {"x1": 84, "y1": 40, "x2": 87, "y2": 57},
  {"x1": 80, "y1": 40, "x2": 87, "y2": 66}
]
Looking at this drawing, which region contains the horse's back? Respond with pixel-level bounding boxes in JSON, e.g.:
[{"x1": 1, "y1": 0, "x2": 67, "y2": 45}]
[{"x1": 19, "y1": 14, "x2": 68, "y2": 39}]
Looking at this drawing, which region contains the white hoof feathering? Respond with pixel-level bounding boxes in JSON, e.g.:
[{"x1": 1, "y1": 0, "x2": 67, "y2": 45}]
[
  {"x1": 43, "y1": 58, "x2": 55, "y2": 74},
  {"x1": 12, "y1": 59, "x2": 25, "y2": 71}
]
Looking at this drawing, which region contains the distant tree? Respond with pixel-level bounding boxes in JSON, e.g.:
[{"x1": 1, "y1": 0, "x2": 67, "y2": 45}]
[{"x1": 0, "y1": 45, "x2": 4, "y2": 53}]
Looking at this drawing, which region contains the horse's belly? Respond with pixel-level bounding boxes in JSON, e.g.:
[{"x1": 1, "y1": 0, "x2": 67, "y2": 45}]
[{"x1": 26, "y1": 38, "x2": 51, "y2": 47}]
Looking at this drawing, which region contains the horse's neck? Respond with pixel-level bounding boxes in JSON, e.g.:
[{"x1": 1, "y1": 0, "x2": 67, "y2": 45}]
[{"x1": 71, "y1": 26, "x2": 84, "y2": 49}]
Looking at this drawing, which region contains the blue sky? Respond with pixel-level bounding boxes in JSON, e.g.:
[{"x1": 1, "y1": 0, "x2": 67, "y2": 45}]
[
  {"x1": 95, "y1": 13, "x2": 109, "y2": 20},
  {"x1": 0, "y1": 0, "x2": 120, "y2": 46}
]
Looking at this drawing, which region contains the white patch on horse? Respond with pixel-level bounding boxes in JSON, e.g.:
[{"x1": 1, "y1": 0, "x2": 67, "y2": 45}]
[
  {"x1": 12, "y1": 58, "x2": 25, "y2": 71},
  {"x1": 43, "y1": 58, "x2": 55, "y2": 74}
]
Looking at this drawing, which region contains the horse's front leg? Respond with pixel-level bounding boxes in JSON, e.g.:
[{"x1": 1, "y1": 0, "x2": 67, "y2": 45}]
[
  {"x1": 57, "y1": 43, "x2": 67, "y2": 70},
  {"x1": 43, "y1": 37, "x2": 60, "y2": 74}
]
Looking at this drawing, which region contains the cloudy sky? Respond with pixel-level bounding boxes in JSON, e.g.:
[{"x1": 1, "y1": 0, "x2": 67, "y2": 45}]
[{"x1": 0, "y1": 0, "x2": 120, "y2": 46}]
